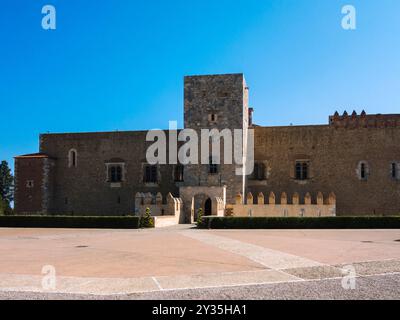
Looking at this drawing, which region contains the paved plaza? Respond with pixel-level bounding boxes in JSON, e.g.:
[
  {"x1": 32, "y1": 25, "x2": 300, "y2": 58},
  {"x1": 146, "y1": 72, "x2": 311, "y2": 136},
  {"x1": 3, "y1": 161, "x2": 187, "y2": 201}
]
[{"x1": 0, "y1": 226, "x2": 399, "y2": 299}]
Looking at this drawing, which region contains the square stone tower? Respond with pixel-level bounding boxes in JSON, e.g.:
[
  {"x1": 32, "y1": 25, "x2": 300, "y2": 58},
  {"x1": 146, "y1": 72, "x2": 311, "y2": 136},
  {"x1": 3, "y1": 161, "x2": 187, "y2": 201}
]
[{"x1": 181, "y1": 74, "x2": 250, "y2": 213}]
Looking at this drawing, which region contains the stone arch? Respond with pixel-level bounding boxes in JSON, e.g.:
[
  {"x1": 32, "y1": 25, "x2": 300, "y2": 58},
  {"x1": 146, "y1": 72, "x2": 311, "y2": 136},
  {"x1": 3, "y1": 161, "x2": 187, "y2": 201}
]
[{"x1": 191, "y1": 193, "x2": 217, "y2": 221}]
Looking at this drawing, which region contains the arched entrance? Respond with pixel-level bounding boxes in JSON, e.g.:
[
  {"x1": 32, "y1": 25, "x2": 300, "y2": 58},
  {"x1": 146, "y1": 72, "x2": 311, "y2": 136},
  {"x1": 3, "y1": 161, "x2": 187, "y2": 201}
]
[
  {"x1": 179, "y1": 186, "x2": 227, "y2": 223},
  {"x1": 204, "y1": 198, "x2": 212, "y2": 216}
]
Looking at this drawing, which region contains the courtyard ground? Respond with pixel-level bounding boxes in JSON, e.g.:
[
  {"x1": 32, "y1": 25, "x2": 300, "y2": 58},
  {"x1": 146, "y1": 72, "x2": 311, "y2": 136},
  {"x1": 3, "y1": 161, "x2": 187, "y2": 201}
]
[{"x1": 0, "y1": 225, "x2": 399, "y2": 299}]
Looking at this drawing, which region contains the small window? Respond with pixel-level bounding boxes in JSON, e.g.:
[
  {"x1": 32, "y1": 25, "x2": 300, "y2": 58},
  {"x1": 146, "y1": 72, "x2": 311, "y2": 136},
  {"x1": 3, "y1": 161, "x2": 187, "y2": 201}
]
[
  {"x1": 174, "y1": 164, "x2": 184, "y2": 182},
  {"x1": 144, "y1": 165, "x2": 158, "y2": 183},
  {"x1": 295, "y1": 161, "x2": 309, "y2": 180},
  {"x1": 26, "y1": 180, "x2": 34, "y2": 188},
  {"x1": 360, "y1": 163, "x2": 366, "y2": 179},
  {"x1": 209, "y1": 156, "x2": 218, "y2": 175},
  {"x1": 68, "y1": 149, "x2": 77, "y2": 168},
  {"x1": 392, "y1": 162, "x2": 399, "y2": 180},
  {"x1": 208, "y1": 113, "x2": 218, "y2": 123},
  {"x1": 357, "y1": 161, "x2": 369, "y2": 180}
]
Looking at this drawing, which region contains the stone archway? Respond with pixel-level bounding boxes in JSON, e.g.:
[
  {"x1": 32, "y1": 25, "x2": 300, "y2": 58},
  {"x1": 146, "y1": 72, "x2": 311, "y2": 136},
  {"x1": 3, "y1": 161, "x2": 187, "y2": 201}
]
[
  {"x1": 179, "y1": 186, "x2": 227, "y2": 223},
  {"x1": 191, "y1": 193, "x2": 208, "y2": 222}
]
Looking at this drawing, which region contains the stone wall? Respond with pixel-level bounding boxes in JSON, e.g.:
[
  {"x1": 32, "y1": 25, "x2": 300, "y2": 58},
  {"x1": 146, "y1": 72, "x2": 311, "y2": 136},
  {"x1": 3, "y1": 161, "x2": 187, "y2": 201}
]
[
  {"x1": 251, "y1": 125, "x2": 400, "y2": 216},
  {"x1": 38, "y1": 131, "x2": 179, "y2": 216},
  {"x1": 227, "y1": 192, "x2": 336, "y2": 217}
]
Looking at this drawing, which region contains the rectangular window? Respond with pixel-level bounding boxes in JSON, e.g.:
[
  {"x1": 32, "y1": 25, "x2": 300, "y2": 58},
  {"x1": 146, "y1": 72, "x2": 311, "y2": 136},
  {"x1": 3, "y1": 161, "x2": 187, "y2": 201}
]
[
  {"x1": 174, "y1": 164, "x2": 184, "y2": 182},
  {"x1": 144, "y1": 165, "x2": 158, "y2": 183},
  {"x1": 110, "y1": 166, "x2": 123, "y2": 182},
  {"x1": 295, "y1": 161, "x2": 309, "y2": 180},
  {"x1": 253, "y1": 162, "x2": 265, "y2": 180},
  {"x1": 209, "y1": 157, "x2": 218, "y2": 175}
]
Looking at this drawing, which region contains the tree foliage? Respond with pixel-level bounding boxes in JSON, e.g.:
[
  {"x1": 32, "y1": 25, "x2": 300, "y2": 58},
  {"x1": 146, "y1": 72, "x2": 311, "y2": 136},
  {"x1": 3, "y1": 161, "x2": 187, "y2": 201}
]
[
  {"x1": 140, "y1": 207, "x2": 154, "y2": 228},
  {"x1": 197, "y1": 207, "x2": 203, "y2": 225},
  {"x1": 0, "y1": 161, "x2": 13, "y2": 205}
]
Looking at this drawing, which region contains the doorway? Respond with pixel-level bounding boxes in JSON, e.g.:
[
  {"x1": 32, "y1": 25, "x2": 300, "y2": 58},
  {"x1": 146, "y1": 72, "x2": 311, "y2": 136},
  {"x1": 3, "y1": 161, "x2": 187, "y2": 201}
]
[{"x1": 204, "y1": 198, "x2": 212, "y2": 216}]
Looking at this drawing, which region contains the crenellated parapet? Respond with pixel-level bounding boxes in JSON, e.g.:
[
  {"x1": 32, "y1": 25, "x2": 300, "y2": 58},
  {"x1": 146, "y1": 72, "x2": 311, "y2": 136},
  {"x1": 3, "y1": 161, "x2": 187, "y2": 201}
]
[
  {"x1": 228, "y1": 191, "x2": 336, "y2": 217},
  {"x1": 329, "y1": 110, "x2": 400, "y2": 128},
  {"x1": 135, "y1": 192, "x2": 183, "y2": 217}
]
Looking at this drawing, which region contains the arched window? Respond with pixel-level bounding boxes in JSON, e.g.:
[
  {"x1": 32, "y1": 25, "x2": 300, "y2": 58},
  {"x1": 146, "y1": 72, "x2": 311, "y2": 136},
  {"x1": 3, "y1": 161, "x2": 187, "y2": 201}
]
[
  {"x1": 357, "y1": 161, "x2": 369, "y2": 180},
  {"x1": 68, "y1": 149, "x2": 77, "y2": 168},
  {"x1": 360, "y1": 163, "x2": 366, "y2": 179}
]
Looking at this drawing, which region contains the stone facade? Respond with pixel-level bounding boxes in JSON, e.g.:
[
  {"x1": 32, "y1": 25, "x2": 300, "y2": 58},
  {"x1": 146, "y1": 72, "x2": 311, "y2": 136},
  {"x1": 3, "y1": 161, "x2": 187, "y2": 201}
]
[{"x1": 14, "y1": 73, "x2": 400, "y2": 220}]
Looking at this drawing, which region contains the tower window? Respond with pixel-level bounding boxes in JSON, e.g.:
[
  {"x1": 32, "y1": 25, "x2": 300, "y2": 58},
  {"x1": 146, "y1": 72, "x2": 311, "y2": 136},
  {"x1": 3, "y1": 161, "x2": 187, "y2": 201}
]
[
  {"x1": 208, "y1": 113, "x2": 218, "y2": 123},
  {"x1": 144, "y1": 165, "x2": 158, "y2": 183},
  {"x1": 295, "y1": 161, "x2": 309, "y2": 180},
  {"x1": 174, "y1": 164, "x2": 184, "y2": 182},
  {"x1": 68, "y1": 149, "x2": 77, "y2": 168},
  {"x1": 26, "y1": 180, "x2": 34, "y2": 188},
  {"x1": 209, "y1": 156, "x2": 218, "y2": 175}
]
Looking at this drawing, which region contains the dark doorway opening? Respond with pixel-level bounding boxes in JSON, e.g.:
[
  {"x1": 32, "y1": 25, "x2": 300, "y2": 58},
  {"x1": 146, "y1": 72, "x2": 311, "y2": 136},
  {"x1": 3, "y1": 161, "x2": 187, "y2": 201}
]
[{"x1": 204, "y1": 198, "x2": 212, "y2": 216}]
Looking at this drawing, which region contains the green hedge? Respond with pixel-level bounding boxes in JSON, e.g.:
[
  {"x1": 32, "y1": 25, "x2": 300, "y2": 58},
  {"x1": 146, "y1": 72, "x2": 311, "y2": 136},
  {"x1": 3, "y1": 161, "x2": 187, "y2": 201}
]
[
  {"x1": 0, "y1": 215, "x2": 141, "y2": 229},
  {"x1": 198, "y1": 216, "x2": 400, "y2": 229}
]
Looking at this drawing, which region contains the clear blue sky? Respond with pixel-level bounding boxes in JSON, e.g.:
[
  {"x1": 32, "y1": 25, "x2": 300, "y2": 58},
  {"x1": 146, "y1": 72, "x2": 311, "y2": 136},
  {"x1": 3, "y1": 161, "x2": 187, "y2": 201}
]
[{"x1": 1, "y1": 0, "x2": 400, "y2": 172}]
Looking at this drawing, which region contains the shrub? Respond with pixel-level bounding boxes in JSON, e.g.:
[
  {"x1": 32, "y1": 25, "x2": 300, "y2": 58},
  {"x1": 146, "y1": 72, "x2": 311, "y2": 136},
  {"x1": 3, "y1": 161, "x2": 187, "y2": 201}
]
[
  {"x1": 0, "y1": 215, "x2": 140, "y2": 229},
  {"x1": 197, "y1": 216, "x2": 400, "y2": 229},
  {"x1": 196, "y1": 208, "x2": 203, "y2": 225},
  {"x1": 140, "y1": 207, "x2": 155, "y2": 228}
]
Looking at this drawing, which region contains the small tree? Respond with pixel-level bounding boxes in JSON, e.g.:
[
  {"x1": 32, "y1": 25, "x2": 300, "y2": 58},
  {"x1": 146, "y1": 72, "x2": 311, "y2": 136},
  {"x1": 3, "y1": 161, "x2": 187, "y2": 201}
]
[
  {"x1": 197, "y1": 207, "x2": 203, "y2": 225},
  {"x1": 140, "y1": 207, "x2": 154, "y2": 228},
  {"x1": 0, "y1": 161, "x2": 13, "y2": 206},
  {"x1": 0, "y1": 194, "x2": 12, "y2": 216}
]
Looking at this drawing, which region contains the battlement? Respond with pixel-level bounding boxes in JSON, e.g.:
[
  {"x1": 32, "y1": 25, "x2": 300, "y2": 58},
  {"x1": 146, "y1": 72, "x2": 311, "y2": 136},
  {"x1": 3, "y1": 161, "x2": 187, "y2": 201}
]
[
  {"x1": 227, "y1": 192, "x2": 336, "y2": 217},
  {"x1": 329, "y1": 110, "x2": 400, "y2": 128}
]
